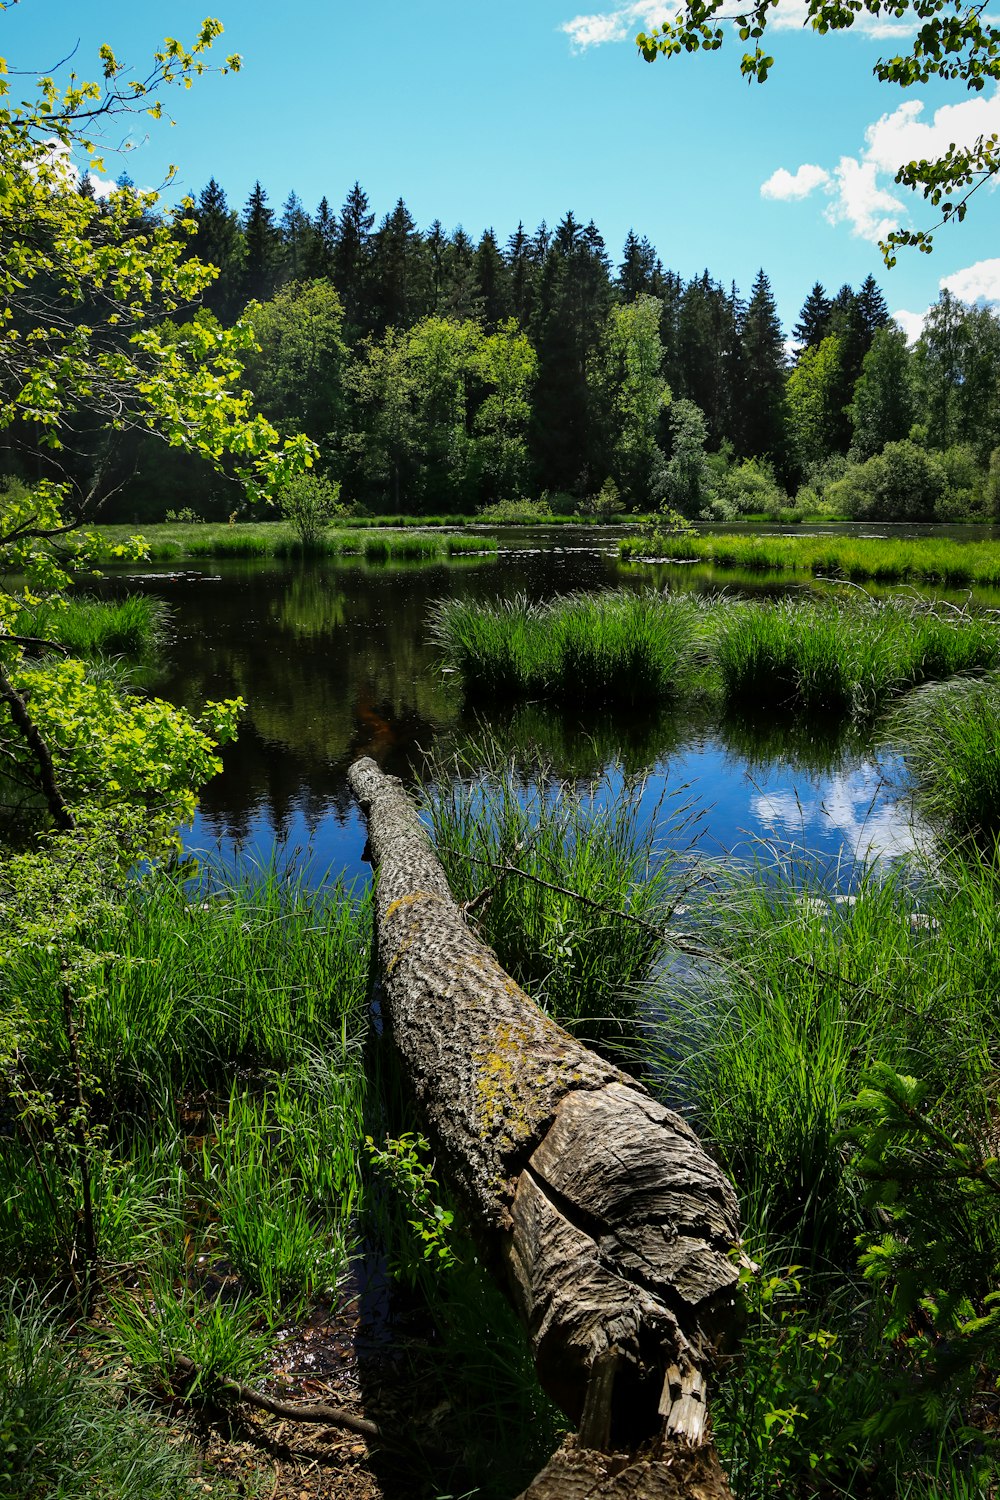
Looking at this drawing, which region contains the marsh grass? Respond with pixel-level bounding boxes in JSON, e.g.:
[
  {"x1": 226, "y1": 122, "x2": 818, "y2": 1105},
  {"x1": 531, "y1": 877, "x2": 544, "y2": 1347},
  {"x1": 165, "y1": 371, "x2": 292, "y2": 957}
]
[
  {"x1": 434, "y1": 590, "x2": 1000, "y2": 720},
  {"x1": 0, "y1": 1293, "x2": 243, "y2": 1499},
  {"x1": 424, "y1": 748, "x2": 690, "y2": 1047},
  {"x1": 644, "y1": 843, "x2": 1000, "y2": 1493},
  {"x1": 621, "y1": 528, "x2": 1000, "y2": 588},
  {"x1": 886, "y1": 674, "x2": 1000, "y2": 841},
  {"x1": 93, "y1": 520, "x2": 499, "y2": 563},
  {"x1": 14, "y1": 594, "x2": 167, "y2": 658},
  {"x1": 430, "y1": 589, "x2": 707, "y2": 707}
]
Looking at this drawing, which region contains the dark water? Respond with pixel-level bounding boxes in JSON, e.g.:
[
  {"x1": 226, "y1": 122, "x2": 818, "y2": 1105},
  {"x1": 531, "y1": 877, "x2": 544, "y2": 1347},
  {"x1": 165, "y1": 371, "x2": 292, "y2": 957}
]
[{"x1": 111, "y1": 527, "x2": 931, "y2": 888}]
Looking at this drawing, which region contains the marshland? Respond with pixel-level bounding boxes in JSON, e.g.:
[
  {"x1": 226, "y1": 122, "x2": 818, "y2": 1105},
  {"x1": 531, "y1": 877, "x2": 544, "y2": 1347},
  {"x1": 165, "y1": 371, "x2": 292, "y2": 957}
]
[
  {"x1": 6, "y1": 22, "x2": 1000, "y2": 1493},
  {"x1": 6, "y1": 522, "x2": 1000, "y2": 1499}
]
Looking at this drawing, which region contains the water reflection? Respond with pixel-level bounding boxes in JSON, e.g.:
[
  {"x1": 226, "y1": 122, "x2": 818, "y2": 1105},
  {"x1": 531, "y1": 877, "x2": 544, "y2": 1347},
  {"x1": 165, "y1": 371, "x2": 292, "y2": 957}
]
[{"x1": 104, "y1": 545, "x2": 927, "y2": 885}]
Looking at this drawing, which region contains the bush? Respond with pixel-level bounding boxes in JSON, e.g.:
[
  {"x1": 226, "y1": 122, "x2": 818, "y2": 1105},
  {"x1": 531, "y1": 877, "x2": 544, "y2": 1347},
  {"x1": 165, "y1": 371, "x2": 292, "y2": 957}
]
[
  {"x1": 577, "y1": 477, "x2": 625, "y2": 523},
  {"x1": 714, "y1": 456, "x2": 788, "y2": 517},
  {"x1": 476, "y1": 496, "x2": 553, "y2": 524},
  {"x1": 277, "y1": 473, "x2": 349, "y2": 545},
  {"x1": 830, "y1": 440, "x2": 946, "y2": 521}
]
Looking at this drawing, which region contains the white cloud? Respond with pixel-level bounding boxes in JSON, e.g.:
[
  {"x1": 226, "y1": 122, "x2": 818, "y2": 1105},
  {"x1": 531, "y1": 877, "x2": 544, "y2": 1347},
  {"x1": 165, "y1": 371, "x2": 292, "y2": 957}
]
[
  {"x1": 863, "y1": 92, "x2": 1000, "y2": 176},
  {"x1": 941, "y1": 257, "x2": 1000, "y2": 303},
  {"x1": 761, "y1": 87, "x2": 1000, "y2": 244},
  {"x1": 561, "y1": 0, "x2": 909, "y2": 49},
  {"x1": 823, "y1": 155, "x2": 907, "y2": 242},
  {"x1": 561, "y1": 3, "x2": 655, "y2": 50},
  {"x1": 87, "y1": 174, "x2": 117, "y2": 200},
  {"x1": 891, "y1": 307, "x2": 928, "y2": 343},
  {"x1": 760, "y1": 163, "x2": 830, "y2": 201}
]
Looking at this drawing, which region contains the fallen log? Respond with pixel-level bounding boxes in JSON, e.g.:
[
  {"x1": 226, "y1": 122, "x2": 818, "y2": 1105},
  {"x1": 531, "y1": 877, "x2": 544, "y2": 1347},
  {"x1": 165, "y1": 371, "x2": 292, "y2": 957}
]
[{"x1": 349, "y1": 756, "x2": 742, "y2": 1497}]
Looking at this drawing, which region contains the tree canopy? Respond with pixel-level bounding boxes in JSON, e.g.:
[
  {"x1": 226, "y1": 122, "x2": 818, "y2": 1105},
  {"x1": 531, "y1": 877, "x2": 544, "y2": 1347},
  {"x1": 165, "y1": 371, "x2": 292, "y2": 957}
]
[
  {"x1": 637, "y1": 0, "x2": 1000, "y2": 260},
  {"x1": 0, "y1": 16, "x2": 310, "y2": 834}
]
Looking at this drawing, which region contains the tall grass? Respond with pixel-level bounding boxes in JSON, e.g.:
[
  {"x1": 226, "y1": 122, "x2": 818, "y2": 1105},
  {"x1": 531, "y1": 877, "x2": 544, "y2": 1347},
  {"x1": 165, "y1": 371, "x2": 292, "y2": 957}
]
[
  {"x1": 1, "y1": 1294, "x2": 243, "y2": 1499},
  {"x1": 430, "y1": 590, "x2": 706, "y2": 706},
  {"x1": 646, "y1": 846, "x2": 1000, "y2": 1494},
  {"x1": 621, "y1": 528, "x2": 1000, "y2": 588},
  {"x1": 424, "y1": 748, "x2": 690, "y2": 1048},
  {"x1": 433, "y1": 590, "x2": 1000, "y2": 719},
  {"x1": 885, "y1": 673, "x2": 1000, "y2": 841},
  {"x1": 14, "y1": 594, "x2": 167, "y2": 658},
  {"x1": 93, "y1": 520, "x2": 499, "y2": 563},
  {"x1": 711, "y1": 595, "x2": 1000, "y2": 718}
]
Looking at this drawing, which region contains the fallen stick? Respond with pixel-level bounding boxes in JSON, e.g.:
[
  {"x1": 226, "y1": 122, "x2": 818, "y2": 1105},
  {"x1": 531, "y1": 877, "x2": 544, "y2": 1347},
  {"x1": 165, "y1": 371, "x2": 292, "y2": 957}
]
[
  {"x1": 349, "y1": 757, "x2": 743, "y2": 1498},
  {"x1": 171, "y1": 1354, "x2": 382, "y2": 1440}
]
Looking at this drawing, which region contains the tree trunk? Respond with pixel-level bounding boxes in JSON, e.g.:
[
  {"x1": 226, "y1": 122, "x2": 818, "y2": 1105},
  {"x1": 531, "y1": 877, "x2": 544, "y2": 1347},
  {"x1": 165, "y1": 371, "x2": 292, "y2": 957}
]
[{"x1": 349, "y1": 756, "x2": 742, "y2": 1498}]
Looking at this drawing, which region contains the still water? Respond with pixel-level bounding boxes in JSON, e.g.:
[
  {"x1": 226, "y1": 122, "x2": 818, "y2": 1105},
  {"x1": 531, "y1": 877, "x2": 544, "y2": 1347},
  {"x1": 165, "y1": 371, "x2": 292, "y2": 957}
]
[{"x1": 118, "y1": 529, "x2": 927, "y2": 888}]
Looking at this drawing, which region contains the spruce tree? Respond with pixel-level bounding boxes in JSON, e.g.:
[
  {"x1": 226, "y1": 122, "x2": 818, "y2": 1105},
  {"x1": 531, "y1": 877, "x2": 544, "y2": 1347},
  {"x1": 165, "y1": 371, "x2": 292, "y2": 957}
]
[
  {"x1": 242, "y1": 181, "x2": 281, "y2": 304},
  {"x1": 792, "y1": 282, "x2": 832, "y2": 354},
  {"x1": 617, "y1": 230, "x2": 657, "y2": 303},
  {"x1": 279, "y1": 191, "x2": 310, "y2": 283},
  {"x1": 474, "y1": 229, "x2": 512, "y2": 329},
  {"x1": 189, "y1": 178, "x2": 245, "y2": 320},
  {"x1": 739, "y1": 268, "x2": 790, "y2": 468},
  {"x1": 334, "y1": 181, "x2": 375, "y2": 338},
  {"x1": 303, "y1": 195, "x2": 337, "y2": 281},
  {"x1": 371, "y1": 198, "x2": 430, "y2": 332}
]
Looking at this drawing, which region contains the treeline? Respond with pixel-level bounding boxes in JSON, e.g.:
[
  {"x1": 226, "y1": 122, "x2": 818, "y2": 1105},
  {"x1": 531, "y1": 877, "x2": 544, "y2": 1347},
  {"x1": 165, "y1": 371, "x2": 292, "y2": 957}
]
[{"x1": 10, "y1": 176, "x2": 1000, "y2": 521}]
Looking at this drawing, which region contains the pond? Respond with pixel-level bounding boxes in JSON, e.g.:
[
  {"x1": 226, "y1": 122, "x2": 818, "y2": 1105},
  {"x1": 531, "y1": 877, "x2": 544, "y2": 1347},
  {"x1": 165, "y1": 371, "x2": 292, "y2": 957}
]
[{"x1": 116, "y1": 525, "x2": 933, "y2": 888}]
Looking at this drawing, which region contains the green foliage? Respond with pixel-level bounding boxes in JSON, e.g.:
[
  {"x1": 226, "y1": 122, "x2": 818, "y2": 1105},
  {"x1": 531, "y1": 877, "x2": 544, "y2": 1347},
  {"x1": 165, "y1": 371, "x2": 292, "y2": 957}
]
[
  {"x1": 0, "y1": 1294, "x2": 242, "y2": 1499},
  {"x1": 830, "y1": 439, "x2": 946, "y2": 521},
  {"x1": 713, "y1": 456, "x2": 788, "y2": 516},
  {"x1": 366, "y1": 1132, "x2": 457, "y2": 1288},
  {"x1": 477, "y1": 496, "x2": 553, "y2": 523},
  {"x1": 886, "y1": 674, "x2": 1000, "y2": 840},
  {"x1": 662, "y1": 397, "x2": 714, "y2": 515},
  {"x1": 277, "y1": 471, "x2": 348, "y2": 546},
  {"x1": 577, "y1": 476, "x2": 625, "y2": 522}
]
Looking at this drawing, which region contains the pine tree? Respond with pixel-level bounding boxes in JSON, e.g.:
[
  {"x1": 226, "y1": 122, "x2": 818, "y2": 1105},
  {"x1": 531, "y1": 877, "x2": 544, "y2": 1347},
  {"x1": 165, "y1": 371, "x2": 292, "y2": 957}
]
[
  {"x1": 371, "y1": 198, "x2": 430, "y2": 332},
  {"x1": 189, "y1": 178, "x2": 245, "y2": 320},
  {"x1": 792, "y1": 282, "x2": 832, "y2": 355},
  {"x1": 426, "y1": 220, "x2": 448, "y2": 310},
  {"x1": 242, "y1": 181, "x2": 281, "y2": 304},
  {"x1": 302, "y1": 196, "x2": 337, "y2": 281},
  {"x1": 739, "y1": 268, "x2": 789, "y2": 468},
  {"x1": 474, "y1": 229, "x2": 512, "y2": 329},
  {"x1": 442, "y1": 227, "x2": 482, "y2": 321},
  {"x1": 617, "y1": 230, "x2": 657, "y2": 303},
  {"x1": 856, "y1": 274, "x2": 891, "y2": 347},
  {"x1": 279, "y1": 191, "x2": 310, "y2": 283},
  {"x1": 334, "y1": 181, "x2": 375, "y2": 338},
  {"x1": 530, "y1": 211, "x2": 613, "y2": 491},
  {"x1": 506, "y1": 220, "x2": 537, "y2": 326}
]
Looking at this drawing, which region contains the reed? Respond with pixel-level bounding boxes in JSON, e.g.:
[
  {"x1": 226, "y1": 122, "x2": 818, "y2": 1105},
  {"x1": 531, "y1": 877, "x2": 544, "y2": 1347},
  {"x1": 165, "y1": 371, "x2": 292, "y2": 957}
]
[
  {"x1": 14, "y1": 594, "x2": 167, "y2": 658},
  {"x1": 93, "y1": 520, "x2": 499, "y2": 564},
  {"x1": 424, "y1": 748, "x2": 690, "y2": 1049},
  {"x1": 430, "y1": 589, "x2": 706, "y2": 706},
  {"x1": 621, "y1": 528, "x2": 1000, "y2": 588},
  {"x1": 886, "y1": 674, "x2": 1000, "y2": 841},
  {"x1": 711, "y1": 595, "x2": 1000, "y2": 718}
]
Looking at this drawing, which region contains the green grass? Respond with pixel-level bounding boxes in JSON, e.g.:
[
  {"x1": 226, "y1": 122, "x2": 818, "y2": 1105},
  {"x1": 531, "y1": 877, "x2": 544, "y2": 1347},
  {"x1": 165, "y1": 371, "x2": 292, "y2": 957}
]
[
  {"x1": 432, "y1": 589, "x2": 1000, "y2": 721},
  {"x1": 621, "y1": 528, "x2": 1000, "y2": 588},
  {"x1": 92, "y1": 520, "x2": 499, "y2": 563},
  {"x1": 14, "y1": 593, "x2": 167, "y2": 658},
  {"x1": 430, "y1": 589, "x2": 707, "y2": 707},
  {"x1": 1, "y1": 1294, "x2": 246, "y2": 1499},
  {"x1": 424, "y1": 747, "x2": 690, "y2": 1049},
  {"x1": 711, "y1": 595, "x2": 1000, "y2": 719},
  {"x1": 645, "y1": 847, "x2": 1000, "y2": 1495},
  {"x1": 885, "y1": 673, "x2": 1000, "y2": 842}
]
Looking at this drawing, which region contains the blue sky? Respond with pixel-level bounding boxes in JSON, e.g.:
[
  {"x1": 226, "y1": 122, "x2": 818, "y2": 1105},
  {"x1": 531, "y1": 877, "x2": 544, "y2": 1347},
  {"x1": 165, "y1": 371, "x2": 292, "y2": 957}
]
[{"x1": 5, "y1": 0, "x2": 999, "y2": 337}]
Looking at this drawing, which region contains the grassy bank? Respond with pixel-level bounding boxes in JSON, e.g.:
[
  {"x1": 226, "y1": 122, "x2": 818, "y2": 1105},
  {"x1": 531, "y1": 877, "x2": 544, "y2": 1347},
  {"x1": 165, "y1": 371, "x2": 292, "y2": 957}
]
[
  {"x1": 647, "y1": 845, "x2": 1000, "y2": 1497},
  {"x1": 621, "y1": 528, "x2": 1000, "y2": 587},
  {"x1": 94, "y1": 520, "x2": 498, "y2": 563},
  {"x1": 433, "y1": 589, "x2": 1000, "y2": 720}
]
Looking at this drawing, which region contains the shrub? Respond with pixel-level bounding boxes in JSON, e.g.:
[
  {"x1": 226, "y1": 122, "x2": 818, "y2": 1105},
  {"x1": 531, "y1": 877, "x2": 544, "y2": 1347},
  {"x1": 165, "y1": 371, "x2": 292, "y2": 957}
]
[
  {"x1": 830, "y1": 441, "x2": 946, "y2": 521},
  {"x1": 277, "y1": 473, "x2": 349, "y2": 545},
  {"x1": 476, "y1": 496, "x2": 553, "y2": 524}
]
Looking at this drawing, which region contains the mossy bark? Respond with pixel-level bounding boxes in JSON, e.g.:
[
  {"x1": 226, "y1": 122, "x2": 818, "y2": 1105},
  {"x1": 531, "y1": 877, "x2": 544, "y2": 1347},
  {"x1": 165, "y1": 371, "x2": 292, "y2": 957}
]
[{"x1": 349, "y1": 756, "x2": 741, "y2": 1497}]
